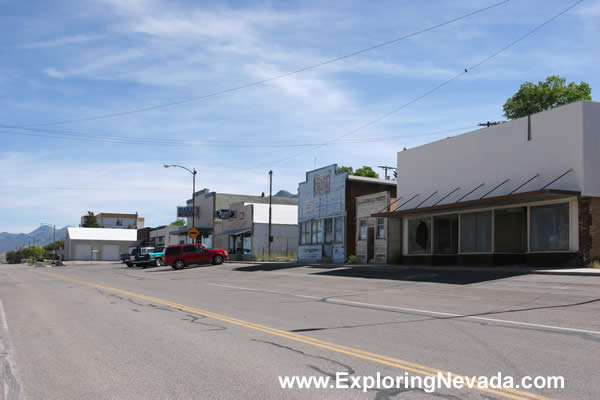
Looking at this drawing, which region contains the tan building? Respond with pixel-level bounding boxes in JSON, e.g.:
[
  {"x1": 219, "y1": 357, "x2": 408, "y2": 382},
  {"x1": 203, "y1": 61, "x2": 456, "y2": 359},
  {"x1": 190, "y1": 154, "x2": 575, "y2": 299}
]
[
  {"x1": 80, "y1": 212, "x2": 144, "y2": 229},
  {"x1": 355, "y1": 191, "x2": 401, "y2": 264}
]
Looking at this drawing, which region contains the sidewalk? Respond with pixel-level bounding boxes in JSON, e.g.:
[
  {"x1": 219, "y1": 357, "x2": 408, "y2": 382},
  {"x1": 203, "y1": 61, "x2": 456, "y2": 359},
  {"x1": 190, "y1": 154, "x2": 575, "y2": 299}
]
[{"x1": 234, "y1": 260, "x2": 600, "y2": 276}]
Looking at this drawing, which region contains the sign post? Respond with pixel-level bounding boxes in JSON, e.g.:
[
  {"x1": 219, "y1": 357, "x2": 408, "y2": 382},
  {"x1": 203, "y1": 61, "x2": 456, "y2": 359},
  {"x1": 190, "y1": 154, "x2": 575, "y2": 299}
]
[{"x1": 188, "y1": 227, "x2": 200, "y2": 241}]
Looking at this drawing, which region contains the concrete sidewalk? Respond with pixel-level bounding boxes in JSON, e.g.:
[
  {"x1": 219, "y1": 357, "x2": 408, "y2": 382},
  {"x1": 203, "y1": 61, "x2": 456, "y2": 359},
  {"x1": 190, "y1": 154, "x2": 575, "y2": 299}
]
[{"x1": 234, "y1": 260, "x2": 600, "y2": 276}]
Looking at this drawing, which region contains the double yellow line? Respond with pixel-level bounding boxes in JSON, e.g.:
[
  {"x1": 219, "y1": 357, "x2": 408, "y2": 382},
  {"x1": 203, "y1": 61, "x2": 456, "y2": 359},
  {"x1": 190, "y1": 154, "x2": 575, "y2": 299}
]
[{"x1": 40, "y1": 270, "x2": 551, "y2": 400}]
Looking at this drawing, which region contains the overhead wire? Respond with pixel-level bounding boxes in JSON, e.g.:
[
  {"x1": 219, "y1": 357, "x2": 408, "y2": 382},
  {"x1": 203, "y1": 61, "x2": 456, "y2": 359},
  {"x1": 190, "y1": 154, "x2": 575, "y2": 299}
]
[
  {"x1": 247, "y1": 0, "x2": 585, "y2": 170},
  {"x1": 3, "y1": 0, "x2": 512, "y2": 128}
]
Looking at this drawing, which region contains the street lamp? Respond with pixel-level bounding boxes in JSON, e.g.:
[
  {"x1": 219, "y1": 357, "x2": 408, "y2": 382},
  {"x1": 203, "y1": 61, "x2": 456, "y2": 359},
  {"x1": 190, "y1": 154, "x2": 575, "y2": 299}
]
[
  {"x1": 40, "y1": 223, "x2": 56, "y2": 259},
  {"x1": 164, "y1": 164, "x2": 197, "y2": 242}
]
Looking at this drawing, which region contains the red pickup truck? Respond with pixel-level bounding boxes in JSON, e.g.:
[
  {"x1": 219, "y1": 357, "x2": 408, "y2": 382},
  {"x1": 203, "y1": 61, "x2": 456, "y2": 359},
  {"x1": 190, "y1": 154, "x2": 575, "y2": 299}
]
[{"x1": 163, "y1": 244, "x2": 228, "y2": 270}]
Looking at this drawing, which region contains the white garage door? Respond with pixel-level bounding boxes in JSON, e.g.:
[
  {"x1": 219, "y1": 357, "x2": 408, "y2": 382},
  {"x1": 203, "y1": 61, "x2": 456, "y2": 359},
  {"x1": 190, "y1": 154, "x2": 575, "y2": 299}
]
[
  {"x1": 74, "y1": 244, "x2": 92, "y2": 260},
  {"x1": 102, "y1": 245, "x2": 120, "y2": 261}
]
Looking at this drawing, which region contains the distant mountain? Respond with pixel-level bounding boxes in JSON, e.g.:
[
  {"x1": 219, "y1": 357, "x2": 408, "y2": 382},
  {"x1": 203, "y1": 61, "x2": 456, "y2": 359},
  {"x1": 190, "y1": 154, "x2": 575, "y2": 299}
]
[
  {"x1": 0, "y1": 225, "x2": 68, "y2": 253},
  {"x1": 274, "y1": 190, "x2": 298, "y2": 198}
]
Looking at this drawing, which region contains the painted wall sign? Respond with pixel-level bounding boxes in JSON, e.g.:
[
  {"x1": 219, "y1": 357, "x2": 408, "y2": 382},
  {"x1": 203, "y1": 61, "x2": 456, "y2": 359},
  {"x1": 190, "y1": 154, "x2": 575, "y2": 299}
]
[
  {"x1": 298, "y1": 245, "x2": 322, "y2": 261},
  {"x1": 314, "y1": 174, "x2": 331, "y2": 196},
  {"x1": 177, "y1": 206, "x2": 200, "y2": 218}
]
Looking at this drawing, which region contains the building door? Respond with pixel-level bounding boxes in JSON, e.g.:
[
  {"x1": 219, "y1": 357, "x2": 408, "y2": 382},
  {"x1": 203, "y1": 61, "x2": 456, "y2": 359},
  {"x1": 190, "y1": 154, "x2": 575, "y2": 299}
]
[
  {"x1": 74, "y1": 244, "x2": 92, "y2": 260},
  {"x1": 367, "y1": 227, "x2": 375, "y2": 262},
  {"x1": 102, "y1": 245, "x2": 120, "y2": 261}
]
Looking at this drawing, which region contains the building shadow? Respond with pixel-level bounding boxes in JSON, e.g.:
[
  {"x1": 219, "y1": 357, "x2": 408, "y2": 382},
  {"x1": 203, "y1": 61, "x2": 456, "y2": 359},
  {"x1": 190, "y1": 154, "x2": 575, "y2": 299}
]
[
  {"x1": 232, "y1": 262, "x2": 308, "y2": 272},
  {"x1": 312, "y1": 266, "x2": 527, "y2": 285}
]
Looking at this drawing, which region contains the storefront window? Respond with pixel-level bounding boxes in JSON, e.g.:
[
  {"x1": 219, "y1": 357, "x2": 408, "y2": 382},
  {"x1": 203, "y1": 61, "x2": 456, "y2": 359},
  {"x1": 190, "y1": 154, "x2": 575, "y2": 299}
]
[
  {"x1": 324, "y1": 219, "x2": 333, "y2": 243},
  {"x1": 434, "y1": 214, "x2": 458, "y2": 254},
  {"x1": 359, "y1": 219, "x2": 367, "y2": 241},
  {"x1": 334, "y1": 217, "x2": 344, "y2": 243},
  {"x1": 311, "y1": 220, "x2": 324, "y2": 244},
  {"x1": 376, "y1": 218, "x2": 385, "y2": 239},
  {"x1": 495, "y1": 207, "x2": 527, "y2": 253},
  {"x1": 460, "y1": 211, "x2": 492, "y2": 253},
  {"x1": 530, "y1": 203, "x2": 569, "y2": 251},
  {"x1": 408, "y1": 218, "x2": 431, "y2": 254}
]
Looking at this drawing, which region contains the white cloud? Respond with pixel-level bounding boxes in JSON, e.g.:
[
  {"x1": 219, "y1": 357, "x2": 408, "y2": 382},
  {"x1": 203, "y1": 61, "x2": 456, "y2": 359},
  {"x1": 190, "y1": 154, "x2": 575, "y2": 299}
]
[{"x1": 23, "y1": 34, "x2": 105, "y2": 49}]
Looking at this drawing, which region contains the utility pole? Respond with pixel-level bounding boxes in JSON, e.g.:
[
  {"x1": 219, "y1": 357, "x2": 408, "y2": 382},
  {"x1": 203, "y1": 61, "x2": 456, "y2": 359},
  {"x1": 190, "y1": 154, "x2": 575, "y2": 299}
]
[
  {"x1": 192, "y1": 168, "x2": 197, "y2": 243},
  {"x1": 268, "y1": 170, "x2": 273, "y2": 258},
  {"x1": 378, "y1": 165, "x2": 397, "y2": 180}
]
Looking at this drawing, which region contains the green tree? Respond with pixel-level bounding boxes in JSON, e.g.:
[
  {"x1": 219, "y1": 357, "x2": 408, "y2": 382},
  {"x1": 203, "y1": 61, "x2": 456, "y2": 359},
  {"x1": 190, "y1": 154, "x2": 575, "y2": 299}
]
[
  {"x1": 22, "y1": 245, "x2": 45, "y2": 262},
  {"x1": 6, "y1": 250, "x2": 18, "y2": 264},
  {"x1": 81, "y1": 211, "x2": 100, "y2": 227},
  {"x1": 354, "y1": 166, "x2": 379, "y2": 178},
  {"x1": 503, "y1": 75, "x2": 592, "y2": 119},
  {"x1": 171, "y1": 219, "x2": 186, "y2": 226},
  {"x1": 337, "y1": 166, "x2": 354, "y2": 174},
  {"x1": 44, "y1": 240, "x2": 64, "y2": 259}
]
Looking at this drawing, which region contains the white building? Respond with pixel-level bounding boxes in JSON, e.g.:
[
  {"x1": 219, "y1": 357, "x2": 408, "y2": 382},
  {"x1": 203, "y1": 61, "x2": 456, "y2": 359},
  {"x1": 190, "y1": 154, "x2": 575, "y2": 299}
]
[
  {"x1": 215, "y1": 202, "x2": 298, "y2": 260},
  {"x1": 377, "y1": 100, "x2": 600, "y2": 266},
  {"x1": 64, "y1": 227, "x2": 138, "y2": 261},
  {"x1": 80, "y1": 213, "x2": 144, "y2": 229}
]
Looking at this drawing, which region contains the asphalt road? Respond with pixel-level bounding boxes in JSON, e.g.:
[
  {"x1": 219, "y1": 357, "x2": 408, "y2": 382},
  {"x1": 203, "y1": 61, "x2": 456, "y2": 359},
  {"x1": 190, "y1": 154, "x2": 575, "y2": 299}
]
[{"x1": 0, "y1": 261, "x2": 599, "y2": 400}]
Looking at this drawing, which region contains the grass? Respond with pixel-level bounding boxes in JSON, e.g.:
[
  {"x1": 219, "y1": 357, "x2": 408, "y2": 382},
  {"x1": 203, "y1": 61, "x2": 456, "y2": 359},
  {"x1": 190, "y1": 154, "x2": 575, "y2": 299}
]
[{"x1": 590, "y1": 259, "x2": 600, "y2": 269}]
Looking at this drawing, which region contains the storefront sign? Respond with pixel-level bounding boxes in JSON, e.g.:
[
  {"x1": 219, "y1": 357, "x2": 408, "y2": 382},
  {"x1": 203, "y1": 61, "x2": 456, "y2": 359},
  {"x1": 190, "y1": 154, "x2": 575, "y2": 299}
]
[
  {"x1": 177, "y1": 206, "x2": 200, "y2": 218},
  {"x1": 298, "y1": 245, "x2": 322, "y2": 262},
  {"x1": 216, "y1": 209, "x2": 235, "y2": 219}
]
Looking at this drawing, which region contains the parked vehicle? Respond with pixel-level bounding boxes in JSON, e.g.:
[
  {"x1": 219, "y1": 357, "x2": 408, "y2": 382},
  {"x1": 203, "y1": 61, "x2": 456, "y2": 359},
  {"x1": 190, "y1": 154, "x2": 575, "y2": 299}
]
[
  {"x1": 163, "y1": 244, "x2": 228, "y2": 270},
  {"x1": 120, "y1": 253, "x2": 129, "y2": 263},
  {"x1": 125, "y1": 247, "x2": 155, "y2": 268},
  {"x1": 150, "y1": 246, "x2": 165, "y2": 267}
]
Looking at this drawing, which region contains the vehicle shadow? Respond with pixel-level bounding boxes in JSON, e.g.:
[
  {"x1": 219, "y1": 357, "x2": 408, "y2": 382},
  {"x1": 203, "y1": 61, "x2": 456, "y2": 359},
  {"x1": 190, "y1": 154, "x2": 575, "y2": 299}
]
[
  {"x1": 146, "y1": 263, "x2": 215, "y2": 272},
  {"x1": 312, "y1": 266, "x2": 527, "y2": 285}
]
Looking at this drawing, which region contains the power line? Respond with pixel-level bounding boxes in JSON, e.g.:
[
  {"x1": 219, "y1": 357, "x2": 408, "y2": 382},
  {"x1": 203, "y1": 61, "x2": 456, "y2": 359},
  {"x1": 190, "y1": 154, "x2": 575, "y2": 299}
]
[
  {"x1": 249, "y1": 0, "x2": 584, "y2": 170},
  {"x1": 0, "y1": 123, "x2": 475, "y2": 148},
  {"x1": 5, "y1": 0, "x2": 511, "y2": 128}
]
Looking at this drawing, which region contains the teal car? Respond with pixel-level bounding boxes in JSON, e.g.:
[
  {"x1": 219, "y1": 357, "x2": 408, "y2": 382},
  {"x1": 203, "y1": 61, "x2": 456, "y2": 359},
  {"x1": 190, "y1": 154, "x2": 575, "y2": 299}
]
[{"x1": 126, "y1": 246, "x2": 164, "y2": 268}]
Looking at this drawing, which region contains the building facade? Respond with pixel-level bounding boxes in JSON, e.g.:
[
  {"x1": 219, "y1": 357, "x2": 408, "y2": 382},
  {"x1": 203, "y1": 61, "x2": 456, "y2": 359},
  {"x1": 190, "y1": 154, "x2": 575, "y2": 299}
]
[
  {"x1": 297, "y1": 165, "x2": 396, "y2": 263},
  {"x1": 149, "y1": 224, "x2": 183, "y2": 247},
  {"x1": 80, "y1": 213, "x2": 143, "y2": 229},
  {"x1": 64, "y1": 227, "x2": 137, "y2": 261},
  {"x1": 171, "y1": 189, "x2": 298, "y2": 248},
  {"x1": 355, "y1": 191, "x2": 401, "y2": 264},
  {"x1": 377, "y1": 100, "x2": 600, "y2": 266},
  {"x1": 215, "y1": 202, "x2": 298, "y2": 260}
]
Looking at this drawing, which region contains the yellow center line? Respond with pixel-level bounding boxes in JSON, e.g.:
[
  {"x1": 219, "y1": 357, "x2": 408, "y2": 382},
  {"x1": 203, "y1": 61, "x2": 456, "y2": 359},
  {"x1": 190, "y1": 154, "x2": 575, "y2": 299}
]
[{"x1": 39, "y1": 270, "x2": 551, "y2": 400}]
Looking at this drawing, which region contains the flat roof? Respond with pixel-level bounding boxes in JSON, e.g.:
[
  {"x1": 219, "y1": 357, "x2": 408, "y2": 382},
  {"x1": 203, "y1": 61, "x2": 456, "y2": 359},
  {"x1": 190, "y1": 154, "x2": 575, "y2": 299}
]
[
  {"x1": 374, "y1": 189, "x2": 579, "y2": 218},
  {"x1": 96, "y1": 213, "x2": 138, "y2": 219},
  {"x1": 67, "y1": 227, "x2": 138, "y2": 241},
  {"x1": 347, "y1": 175, "x2": 397, "y2": 186}
]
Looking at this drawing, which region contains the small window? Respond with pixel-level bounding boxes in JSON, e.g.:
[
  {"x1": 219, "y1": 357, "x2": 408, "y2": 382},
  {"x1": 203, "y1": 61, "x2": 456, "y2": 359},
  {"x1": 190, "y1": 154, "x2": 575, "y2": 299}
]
[
  {"x1": 334, "y1": 217, "x2": 344, "y2": 243},
  {"x1": 165, "y1": 247, "x2": 181, "y2": 256},
  {"x1": 183, "y1": 245, "x2": 196, "y2": 253},
  {"x1": 376, "y1": 217, "x2": 385, "y2": 239},
  {"x1": 359, "y1": 220, "x2": 367, "y2": 241},
  {"x1": 324, "y1": 219, "x2": 333, "y2": 243},
  {"x1": 311, "y1": 220, "x2": 323, "y2": 244},
  {"x1": 116, "y1": 219, "x2": 123, "y2": 226}
]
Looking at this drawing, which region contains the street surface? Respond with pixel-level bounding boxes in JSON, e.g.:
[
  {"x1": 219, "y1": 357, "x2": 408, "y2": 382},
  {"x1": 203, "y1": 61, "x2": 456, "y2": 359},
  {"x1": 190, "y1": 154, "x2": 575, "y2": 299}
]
[{"x1": 0, "y1": 261, "x2": 599, "y2": 399}]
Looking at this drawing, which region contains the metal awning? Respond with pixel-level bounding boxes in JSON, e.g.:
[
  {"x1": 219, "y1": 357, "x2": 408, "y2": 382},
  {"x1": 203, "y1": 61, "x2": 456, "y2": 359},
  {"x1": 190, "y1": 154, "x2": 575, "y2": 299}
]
[
  {"x1": 169, "y1": 227, "x2": 213, "y2": 235},
  {"x1": 216, "y1": 228, "x2": 251, "y2": 236},
  {"x1": 374, "y1": 189, "x2": 579, "y2": 218}
]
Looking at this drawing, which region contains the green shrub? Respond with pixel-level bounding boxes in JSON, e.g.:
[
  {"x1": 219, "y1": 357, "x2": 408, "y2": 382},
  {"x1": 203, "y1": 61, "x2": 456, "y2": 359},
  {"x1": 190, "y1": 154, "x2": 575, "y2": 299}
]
[
  {"x1": 347, "y1": 255, "x2": 358, "y2": 264},
  {"x1": 591, "y1": 259, "x2": 600, "y2": 269}
]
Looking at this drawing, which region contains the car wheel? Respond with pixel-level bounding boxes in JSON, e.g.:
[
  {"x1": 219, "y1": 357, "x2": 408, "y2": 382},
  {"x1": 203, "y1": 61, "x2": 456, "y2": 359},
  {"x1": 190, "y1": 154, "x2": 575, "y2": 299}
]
[
  {"x1": 126, "y1": 262, "x2": 132, "y2": 267},
  {"x1": 155, "y1": 258, "x2": 164, "y2": 267},
  {"x1": 173, "y1": 259, "x2": 185, "y2": 270},
  {"x1": 212, "y1": 255, "x2": 224, "y2": 265}
]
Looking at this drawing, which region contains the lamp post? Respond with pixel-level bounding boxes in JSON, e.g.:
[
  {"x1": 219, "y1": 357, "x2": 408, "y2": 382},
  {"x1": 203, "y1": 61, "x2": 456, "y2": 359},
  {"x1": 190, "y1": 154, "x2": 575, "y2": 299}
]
[
  {"x1": 164, "y1": 164, "x2": 197, "y2": 242},
  {"x1": 40, "y1": 223, "x2": 56, "y2": 259}
]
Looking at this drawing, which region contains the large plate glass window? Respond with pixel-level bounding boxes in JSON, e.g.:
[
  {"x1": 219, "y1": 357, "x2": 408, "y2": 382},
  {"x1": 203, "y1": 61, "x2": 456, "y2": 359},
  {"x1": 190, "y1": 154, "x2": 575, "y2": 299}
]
[
  {"x1": 494, "y1": 207, "x2": 527, "y2": 253},
  {"x1": 530, "y1": 203, "x2": 569, "y2": 251},
  {"x1": 460, "y1": 211, "x2": 492, "y2": 253},
  {"x1": 312, "y1": 219, "x2": 323, "y2": 244},
  {"x1": 434, "y1": 214, "x2": 458, "y2": 254},
  {"x1": 408, "y1": 218, "x2": 432, "y2": 254}
]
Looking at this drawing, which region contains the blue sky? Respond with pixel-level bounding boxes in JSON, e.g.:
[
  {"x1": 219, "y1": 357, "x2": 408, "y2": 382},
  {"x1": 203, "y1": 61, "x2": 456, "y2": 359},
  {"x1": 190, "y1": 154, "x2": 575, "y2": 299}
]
[{"x1": 1, "y1": 0, "x2": 598, "y2": 233}]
